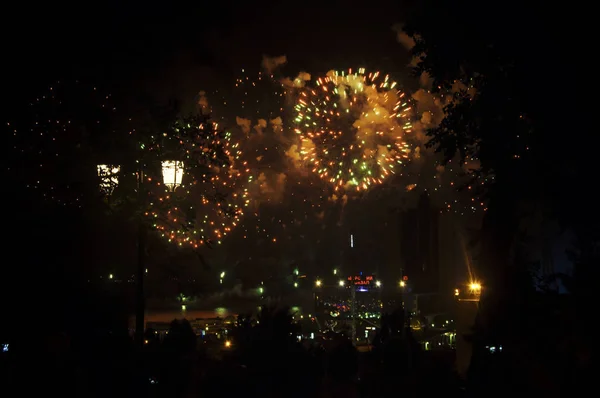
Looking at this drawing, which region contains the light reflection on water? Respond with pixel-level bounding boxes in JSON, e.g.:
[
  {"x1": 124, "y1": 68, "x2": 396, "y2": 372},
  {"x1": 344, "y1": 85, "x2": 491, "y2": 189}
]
[
  {"x1": 132, "y1": 305, "x2": 306, "y2": 327},
  {"x1": 130, "y1": 308, "x2": 234, "y2": 327},
  {"x1": 130, "y1": 295, "x2": 309, "y2": 327}
]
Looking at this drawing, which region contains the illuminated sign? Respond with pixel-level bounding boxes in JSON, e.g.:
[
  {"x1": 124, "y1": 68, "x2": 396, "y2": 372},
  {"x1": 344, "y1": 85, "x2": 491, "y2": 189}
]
[{"x1": 348, "y1": 275, "x2": 374, "y2": 285}]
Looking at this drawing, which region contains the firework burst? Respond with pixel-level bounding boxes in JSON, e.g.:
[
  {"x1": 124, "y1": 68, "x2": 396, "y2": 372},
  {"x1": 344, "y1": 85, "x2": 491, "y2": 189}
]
[
  {"x1": 147, "y1": 121, "x2": 252, "y2": 247},
  {"x1": 293, "y1": 68, "x2": 414, "y2": 193}
]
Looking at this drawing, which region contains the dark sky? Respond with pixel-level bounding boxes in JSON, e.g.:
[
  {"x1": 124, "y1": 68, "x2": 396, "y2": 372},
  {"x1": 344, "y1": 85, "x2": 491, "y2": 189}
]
[
  {"x1": 5, "y1": 1, "x2": 480, "y2": 284},
  {"x1": 4, "y1": 0, "x2": 411, "y2": 108}
]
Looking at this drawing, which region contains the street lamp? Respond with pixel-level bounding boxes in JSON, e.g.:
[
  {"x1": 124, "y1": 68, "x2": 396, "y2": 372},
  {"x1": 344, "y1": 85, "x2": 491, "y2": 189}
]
[
  {"x1": 375, "y1": 281, "x2": 381, "y2": 287},
  {"x1": 161, "y1": 160, "x2": 184, "y2": 191},
  {"x1": 338, "y1": 280, "x2": 345, "y2": 287},
  {"x1": 399, "y1": 280, "x2": 406, "y2": 288},
  {"x1": 97, "y1": 164, "x2": 120, "y2": 195},
  {"x1": 315, "y1": 280, "x2": 322, "y2": 287},
  {"x1": 469, "y1": 282, "x2": 482, "y2": 293},
  {"x1": 97, "y1": 159, "x2": 184, "y2": 347},
  {"x1": 94, "y1": 118, "x2": 226, "y2": 348},
  {"x1": 457, "y1": 282, "x2": 482, "y2": 303}
]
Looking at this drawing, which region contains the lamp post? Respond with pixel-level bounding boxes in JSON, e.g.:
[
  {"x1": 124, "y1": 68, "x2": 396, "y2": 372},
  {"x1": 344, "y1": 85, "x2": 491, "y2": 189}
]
[
  {"x1": 351, "y1": 281, "x2": 356, "y2": 344},
  {"x1": 97, "y1": 164, "x2": 120, "y2": 195},
  {"x1": 135, "y1": 164, "x2": 146, "y2": 347},
  {"x1": 375, "y1": 280, "x2": 383, "y2": 324},
  {"x1": 98, "y1": 159, "x2": 185, "y2": 347},
  {"x1": 135, "y1": 160, "x2": 185, "y2": 346},
  {"x1": 161, "y1": 160, "x2": 184, "y2": 191},
  {"x1": 455, "y1": 281, "x2": 482, "y2": 378}
]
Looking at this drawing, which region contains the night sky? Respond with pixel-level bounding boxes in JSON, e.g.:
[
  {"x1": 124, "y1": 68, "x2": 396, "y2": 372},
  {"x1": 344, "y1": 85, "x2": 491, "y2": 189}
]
[
  {"x1": 5, "y1": 1, "x2": 410, "y2": 102},
  {"x1": 5, "y1": 1, "x2": 485, "y2": 290}
]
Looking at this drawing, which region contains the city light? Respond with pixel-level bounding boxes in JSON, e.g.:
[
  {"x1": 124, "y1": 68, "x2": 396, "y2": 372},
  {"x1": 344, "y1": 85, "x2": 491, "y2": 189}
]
[
  {"x1": 338, "y1": 280, "x2": 345, "y2": 287},
  {"x1": 315, "y1": 280, "x2": 322, "y2": 287},
  {"x1": 399, "y1": 280, "x2": 405, "y2": 287},
  {"x1": 294, "y1": 282, "x2": 298, "y2": 288},
  {"x1": 224, "y1": 341, "x2": 231, "y2": 348},
  {"x1": 469, "y1": 282, "x2": 482, "y2": 292},
  {"x1": 333, "y1": 268, "x2": 337, "y2": 275},
  {"x1": 375, "y1": 281, "x2": 381, "y2": 287},
  {"x1": 457, "y1": 284, "x2": 482, "y2": 302}
]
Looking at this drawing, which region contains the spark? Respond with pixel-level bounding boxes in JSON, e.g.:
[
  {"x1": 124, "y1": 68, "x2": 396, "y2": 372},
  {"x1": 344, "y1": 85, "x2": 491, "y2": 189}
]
[{"x1": 293, "y1": 68, "x2": 414, "y2": 193}]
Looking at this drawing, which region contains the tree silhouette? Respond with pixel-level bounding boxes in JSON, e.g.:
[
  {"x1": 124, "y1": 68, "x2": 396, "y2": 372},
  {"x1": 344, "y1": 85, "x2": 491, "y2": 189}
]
[
  {"x1": 404, "y1": 1, "x2": 563, "y2": 285},
  {"x1": 403, "y1": 1, "x2": 593, "y2": 393},
  {"x1": 404, "y1": 0, "x2": 593, "y2": 281},
  {"x1": 229, "y1": 306, "x2": 319, "y2": 397},
  {"x1": 370, "y1": 309, "x2": 421, "y2": 395},
  {"x1": 154, "y1": 319, "x2": 197, "y2": 397}
]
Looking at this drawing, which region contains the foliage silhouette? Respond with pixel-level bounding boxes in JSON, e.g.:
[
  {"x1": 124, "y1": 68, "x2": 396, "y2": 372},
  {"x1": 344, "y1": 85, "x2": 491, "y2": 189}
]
[
  {"x1": 229, "y1": 306, "x2": 319, "y2": 397},
  {"x1": 403, "y1": 1, "x2": 593, "y2": 393}
]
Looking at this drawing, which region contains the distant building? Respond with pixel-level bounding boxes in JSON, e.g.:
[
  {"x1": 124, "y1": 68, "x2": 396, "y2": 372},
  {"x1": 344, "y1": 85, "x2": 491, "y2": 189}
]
[
  {"x1": 313, "y1": 274, "x2": 392, "y2": 341},
  {"x1": 399, "y1": 192, "x2": 440, "y2": 295},
  {"x1": 314, "y1": 275, "x2": 384, "y2": 321}
]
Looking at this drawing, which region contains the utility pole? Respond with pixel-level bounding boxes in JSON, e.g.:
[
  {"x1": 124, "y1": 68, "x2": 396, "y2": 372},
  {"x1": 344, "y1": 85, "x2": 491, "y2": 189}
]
[
  {"x1": 349, "y1": 233, "x2": 356, "y2": 345},
  {"x1": 135, "y1": 166, "x2": 146, "y2": 348},
  {"x1": 351, "y1": 284, "x2": 356, "y2": 345}
]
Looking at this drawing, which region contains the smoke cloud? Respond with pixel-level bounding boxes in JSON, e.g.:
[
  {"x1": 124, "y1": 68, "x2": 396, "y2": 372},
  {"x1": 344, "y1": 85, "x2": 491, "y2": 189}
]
[
  {"x1": 254, "y1": 118, "x2": 267, "y2": 134},
  {"x1": 270, "y1": 117, "x2": 283, "y2": 132},
  {"x1": 197, "y1": 91, "x2": 210, "y2": 114},
  {"x1": 286, "y1": 137, "x2": 315, "y2": 171},
  {"x1": 281, "y1": 72, "x2": 311, "y2": 88},
  {"x1": 236, "y1": 116, "x2": 252, "y2": 134},
  {"x1": 262, "y1": 54, "x2": 312, "y2": 90},
  {"x1": 261, "y1": 55, "x2": 287, "y2": 74},
  {"x1": 392, "y1": 24, "x2": 416, "y2": 51},
  {"x1": 251, "y1": 172, "x2": 287, "y2": 205},
  {"x1": 329, "y1": 193, "x2": 348, "y2": 207}
]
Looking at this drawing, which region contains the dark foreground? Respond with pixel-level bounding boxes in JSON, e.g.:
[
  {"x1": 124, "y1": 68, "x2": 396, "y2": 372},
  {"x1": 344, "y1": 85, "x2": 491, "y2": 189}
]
[{"x1": 3, "y1": 302, "x2": 590, "y2": 398}]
